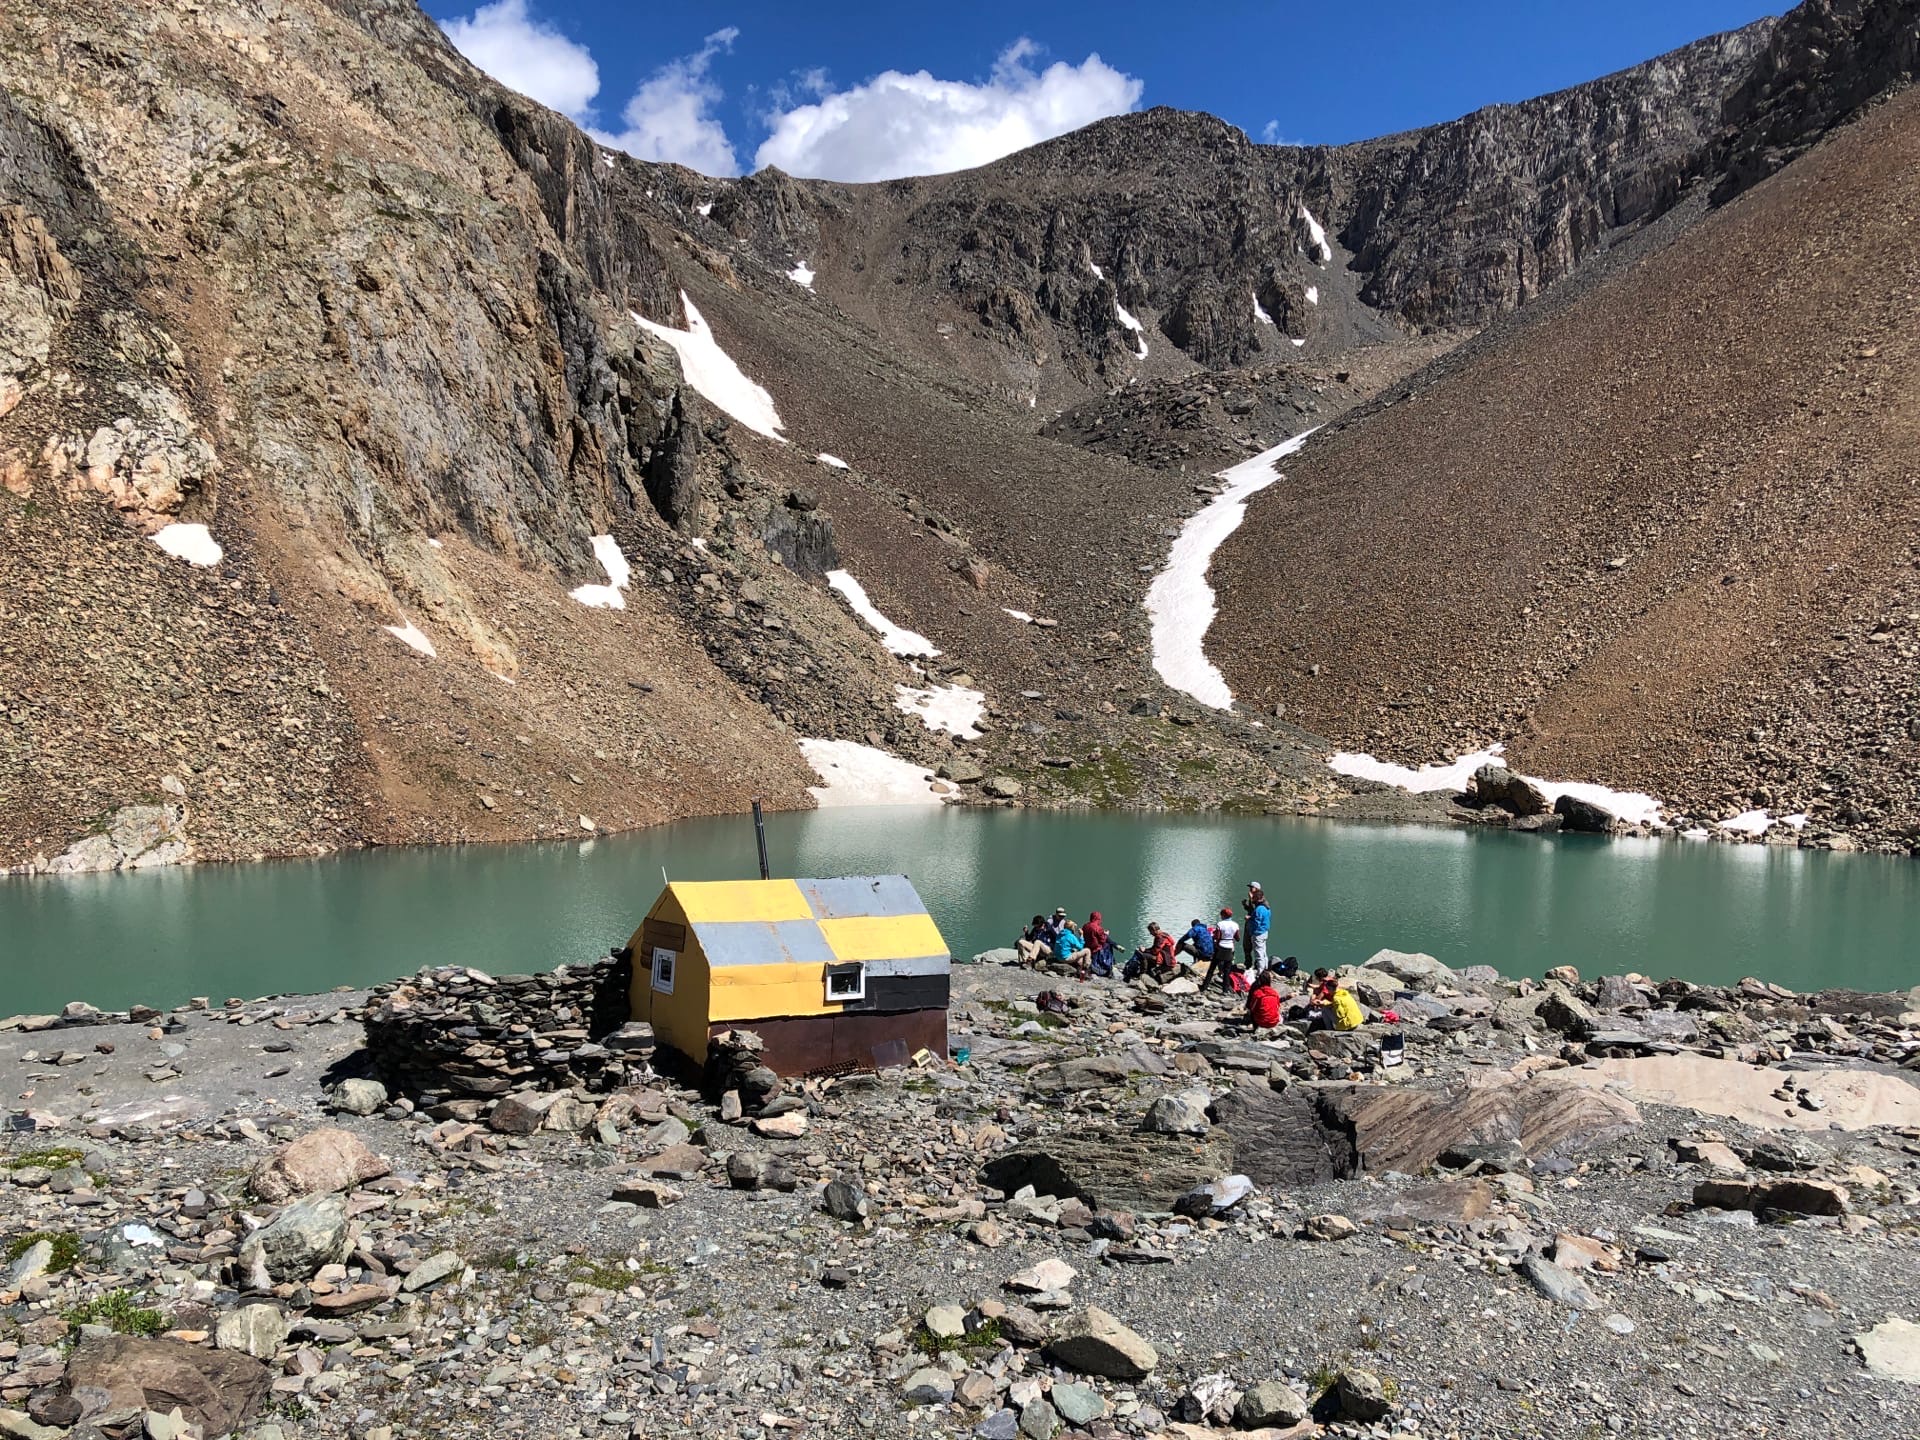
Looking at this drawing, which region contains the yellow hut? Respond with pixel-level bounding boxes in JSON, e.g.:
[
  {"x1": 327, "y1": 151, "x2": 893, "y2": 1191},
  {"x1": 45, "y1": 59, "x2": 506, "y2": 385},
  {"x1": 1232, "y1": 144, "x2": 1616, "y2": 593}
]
[{"x1": 625, "y1": 875, "x2": 950, "y2": 1076}]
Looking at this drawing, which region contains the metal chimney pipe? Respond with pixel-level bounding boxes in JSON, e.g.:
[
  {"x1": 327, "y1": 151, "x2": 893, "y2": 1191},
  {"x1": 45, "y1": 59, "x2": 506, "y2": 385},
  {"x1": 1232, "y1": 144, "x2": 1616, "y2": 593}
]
[{"x1": 752, "y1": 798, "x2": 771, "y2": 880}]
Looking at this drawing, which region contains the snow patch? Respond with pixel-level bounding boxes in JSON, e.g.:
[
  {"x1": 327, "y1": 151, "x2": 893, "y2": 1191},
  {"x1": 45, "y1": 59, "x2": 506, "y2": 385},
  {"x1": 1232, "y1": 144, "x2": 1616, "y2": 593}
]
[
  {"x1": 1145, "y1": 430, "x2": 1316, "y2": 709},
  {"x1": 799, "y1": 738, "x2": 944, "y2": 807},
  {"x1": 788, "y1": 261, "x2": 815, "y2": 289},
  {"x1": 427, "y1": 537, "x2": 444, "y2": 549},
  {"x1": 1114, "y1": 299, "x2": 1149, "y2": 359},
  {"x1": 1299, "y1": 205, "x2": 1332, "y2": 265},
  {"x1": 1290, "y1": 337, "x2": 1306, "y2": 348},
  {"x1": 1327, "y1": 743, "x2": 1668, "y2": 829},
  {"x1": 894, "y1": 681, "x2": 984, "y2": 739},
  {"x1": 1327, "y1": 748, "x2": 1499, "y2": 795},
  {"x1": 816, "y1": 453, "x2": 850, "y2": 469},
  {"x1": 1718, "y1": 809, "x2": 1811, "y2": 837},
  {"x1": 1305, "y1": 286, "x2": 1319, "y2": 306},
  {"x1": 150, "y1": 523, "x2": 222, "y2": 567},
  {"x1": 632, "y1": 294, "x2": 785, "y2": 441},
  {"x1": 383, "y1": 620, "x2": 437, "y2": 658},
  {"x1": 1252, "y1": 293, "x2": 1274, "y2": 325},
  {"x1": 696, "y1": 201, "x2": 713, "y2": 216},
  {"x1": 570, "y1": 534, "x2": 632, "y2": 610},
  {"x1": 1087, "y1": 258, "x2": 1105, "y2": 280},
  {"x1": 1003, "y1": 608, "x2": 1034, "y2": 624},
  {"x1": 827, "y1": 569, "x2": 937, "y2": 657}
]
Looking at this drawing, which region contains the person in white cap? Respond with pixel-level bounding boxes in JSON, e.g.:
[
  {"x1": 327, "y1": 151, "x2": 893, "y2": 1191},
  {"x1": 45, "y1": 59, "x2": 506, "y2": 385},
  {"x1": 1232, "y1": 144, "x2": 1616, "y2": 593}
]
[{"x1": 1245, "y1": 883, "x2": 1272, "y2": 972}]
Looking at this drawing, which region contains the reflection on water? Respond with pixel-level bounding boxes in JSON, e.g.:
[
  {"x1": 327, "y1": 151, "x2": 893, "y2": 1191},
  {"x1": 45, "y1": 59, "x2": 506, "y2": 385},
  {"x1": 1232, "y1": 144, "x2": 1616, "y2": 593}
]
[{"x1": 2, "y1": 808, "x2": 1916, "y2": 1013}]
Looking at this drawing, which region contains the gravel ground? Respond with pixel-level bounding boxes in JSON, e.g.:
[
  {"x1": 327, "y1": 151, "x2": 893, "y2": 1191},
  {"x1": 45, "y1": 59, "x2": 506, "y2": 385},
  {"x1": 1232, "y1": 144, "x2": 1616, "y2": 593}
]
[{"x1": 3, "y1": 957, "x2": 1918, "y2": 1440}]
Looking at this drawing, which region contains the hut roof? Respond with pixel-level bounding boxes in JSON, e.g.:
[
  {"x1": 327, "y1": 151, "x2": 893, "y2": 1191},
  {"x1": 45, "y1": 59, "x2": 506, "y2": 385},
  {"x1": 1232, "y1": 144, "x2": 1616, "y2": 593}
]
[{"x1": 663, "y1": 876, "x2": 948, "y2": 971}]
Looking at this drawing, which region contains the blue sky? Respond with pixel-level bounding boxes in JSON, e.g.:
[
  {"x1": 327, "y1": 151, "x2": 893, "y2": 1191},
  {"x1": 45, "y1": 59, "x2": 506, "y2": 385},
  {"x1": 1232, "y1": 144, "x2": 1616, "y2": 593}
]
[{"x1": 426, "y1": 0, "x2": 1782, "y2": 181}]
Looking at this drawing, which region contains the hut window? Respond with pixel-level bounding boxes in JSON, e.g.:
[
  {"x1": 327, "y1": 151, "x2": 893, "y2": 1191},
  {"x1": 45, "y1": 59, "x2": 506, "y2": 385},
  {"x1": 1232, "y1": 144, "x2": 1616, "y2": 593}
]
[
  {"x1": 824, "y1": 962, "x2": 866, "y2": 1003},
  {"x1": 650, "y1": 947, "x2": 677, "y2": 995}
]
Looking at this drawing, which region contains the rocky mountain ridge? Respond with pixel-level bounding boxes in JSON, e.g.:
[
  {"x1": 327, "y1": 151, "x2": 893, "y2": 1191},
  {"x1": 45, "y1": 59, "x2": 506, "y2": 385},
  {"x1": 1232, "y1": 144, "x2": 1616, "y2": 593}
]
[{"x1": 3, "y1": 0, "x2": 1919, "y2": 867}]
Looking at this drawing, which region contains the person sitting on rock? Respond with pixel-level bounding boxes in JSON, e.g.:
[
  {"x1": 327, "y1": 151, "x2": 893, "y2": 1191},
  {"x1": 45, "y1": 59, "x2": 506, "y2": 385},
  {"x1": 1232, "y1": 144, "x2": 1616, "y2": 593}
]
[
  {"x1": 1052, "y1": 918, "x2": 1086, "y2": 973},
  {"x1": 1237, "y1": 970, "x2": 1282, "y2": 1029},
  {"x1": 1123, "y1": 921, "x2": 1175, "y2": 980},
  {"x1": 1175, "y1": 916, "x2": 1216, "y2": 972},
  {"x1": 1083, "y1": 911, "x2": 1115, "y2": 978},
  {"x1": 1016, "y1": 915, "x2": 1052, "y2": 967}
]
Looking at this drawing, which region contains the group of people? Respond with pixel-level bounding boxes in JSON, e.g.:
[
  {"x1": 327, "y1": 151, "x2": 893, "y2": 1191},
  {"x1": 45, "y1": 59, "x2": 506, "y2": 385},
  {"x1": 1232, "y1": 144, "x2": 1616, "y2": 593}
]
[{"x1": 1012, "y1": 882, "x2": 1366, "y2": 1032}]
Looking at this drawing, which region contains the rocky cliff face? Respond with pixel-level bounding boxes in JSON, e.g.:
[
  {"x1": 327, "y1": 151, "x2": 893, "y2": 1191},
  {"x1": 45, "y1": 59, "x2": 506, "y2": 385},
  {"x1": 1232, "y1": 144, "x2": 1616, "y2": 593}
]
[{"x1": 3, "y1": 0, "x2": 1917, "y2": 868}]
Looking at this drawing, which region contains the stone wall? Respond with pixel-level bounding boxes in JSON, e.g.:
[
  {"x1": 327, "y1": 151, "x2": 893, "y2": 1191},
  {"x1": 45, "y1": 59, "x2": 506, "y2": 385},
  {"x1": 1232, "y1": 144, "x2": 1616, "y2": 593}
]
[{"x1": 360, "y1": 956, "x2": 645, "y2": 1102}]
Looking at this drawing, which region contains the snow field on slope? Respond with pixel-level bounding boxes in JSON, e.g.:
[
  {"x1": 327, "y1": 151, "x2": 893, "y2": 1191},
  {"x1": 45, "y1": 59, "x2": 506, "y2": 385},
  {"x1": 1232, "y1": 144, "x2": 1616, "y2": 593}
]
[
  {"x1": 826, "y1": 569, "x2": 937, "y2": 657},
  {"x1": 570, "y1": 534, "x2": 632, "y2": 610},
  {"x1": 894, "y1": 681, "x2": 984, "y2": 739},
  {"x1": 1090, "y1": 258, "x2": 1147, "y2": 358},
  {"x1": 633, "y1": 293, "x2": 785, "y2": 441},
  {"x1": 817, "y1": 453, "x2": 850, "y2": 469},
  {"x1": 1326, "y1": 745, "x2": 1667, "y2": 829},
  {"x1": 1299, "y1": 205, "x2": 1332, "y2": 265},
  {"x1": 1145, "y1": 430, "x2": 1316, "y2": 710},
  {"x1": 788, "y1": 261, "x2": 815, "y2": 289},
  {"x1": 150, "y1": 523, "x2": 222, "y2": 566},
  {"x1": 1253, "y1": 293, "x2": 1274, "y2": 324},
  {"x1": 798, "y1": 738, "x2": 945, "y2": 807}
]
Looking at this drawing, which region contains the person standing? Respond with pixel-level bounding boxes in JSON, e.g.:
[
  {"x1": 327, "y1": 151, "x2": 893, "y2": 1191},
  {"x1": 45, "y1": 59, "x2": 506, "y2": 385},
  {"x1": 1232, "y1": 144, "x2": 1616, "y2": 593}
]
[
  {"x1": 1207, "y1": 906, "x2": 1240, "y2": 993},
  {"x1": 1244, "y1": 883, "x2": 1272, "y2": 973}
]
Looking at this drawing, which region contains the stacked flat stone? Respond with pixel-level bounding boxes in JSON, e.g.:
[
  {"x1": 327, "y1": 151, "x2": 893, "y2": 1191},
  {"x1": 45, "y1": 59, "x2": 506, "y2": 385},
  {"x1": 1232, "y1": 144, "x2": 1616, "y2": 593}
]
[{"x1": 360, "y1": 956, "x2": 646, "y2": 1101}]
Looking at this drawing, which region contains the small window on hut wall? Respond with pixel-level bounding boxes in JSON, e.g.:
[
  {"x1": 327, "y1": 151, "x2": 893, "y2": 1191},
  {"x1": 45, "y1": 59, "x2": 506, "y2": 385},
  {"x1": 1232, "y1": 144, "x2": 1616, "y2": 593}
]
[
  {"x1": 651, "y1": 947, "x2": 677, "y2": 995},
  {"x1": 824, "y1": 961, "x2": 866, "y2": 1004}
]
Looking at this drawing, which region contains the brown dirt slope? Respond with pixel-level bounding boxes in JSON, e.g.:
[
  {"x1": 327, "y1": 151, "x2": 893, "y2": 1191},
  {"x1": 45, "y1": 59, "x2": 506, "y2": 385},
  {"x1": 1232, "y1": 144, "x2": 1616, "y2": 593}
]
[{"x1": 1212, "y1": 90, "x2": 1920, "y2": 846}]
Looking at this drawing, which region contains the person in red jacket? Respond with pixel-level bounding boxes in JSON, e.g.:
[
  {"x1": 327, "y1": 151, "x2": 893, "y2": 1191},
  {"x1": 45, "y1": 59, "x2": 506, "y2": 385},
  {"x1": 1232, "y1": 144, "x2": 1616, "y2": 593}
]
[{"x1": 1242, "y1": 970, "x2": 1281, "y2": 1029}]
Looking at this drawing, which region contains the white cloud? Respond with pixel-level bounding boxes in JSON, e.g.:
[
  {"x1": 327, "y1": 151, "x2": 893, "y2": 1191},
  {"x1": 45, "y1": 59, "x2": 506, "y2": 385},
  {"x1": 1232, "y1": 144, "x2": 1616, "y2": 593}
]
[
  {"x1": 441, "y1": 0, "x2": 601, "y2": 122},
  {"x1": 591, "y1": 27, "x2": 742, "y2": 176},
  {"x1": 754, "y1": 39, "x2": 1143, "y2": 182}
]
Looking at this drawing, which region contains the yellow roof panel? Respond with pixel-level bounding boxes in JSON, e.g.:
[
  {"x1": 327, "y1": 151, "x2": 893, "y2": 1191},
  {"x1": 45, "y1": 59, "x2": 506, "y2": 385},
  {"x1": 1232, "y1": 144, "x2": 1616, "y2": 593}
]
[
  {"x1": 818, "y1": 913, "x2": 947, "y2": 964},
  {"x1": 671, "y1": 879, "x2": 812, "y2": 925}
]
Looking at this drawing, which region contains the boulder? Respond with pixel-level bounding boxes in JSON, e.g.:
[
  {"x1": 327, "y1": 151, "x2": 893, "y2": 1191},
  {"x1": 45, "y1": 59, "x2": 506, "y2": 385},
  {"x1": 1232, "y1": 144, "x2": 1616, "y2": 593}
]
[
  {"x1": 1045, "y1": 1306, "x2": 1157, "y2": 1379},
  {"x1": 1553, "y1": 794, "x2": 1621, "y2": 833},
  {"x1": 1140, "y1": 1091, "x2": 1211, "y2": 1136},
  {"x1": 1535, "y1": 988, "x2": 1599, "y2": 1039},
  {"x1": 213, "y1": 1305, "x2": 289, "y2": 1361},
  {"x1": 55, "y1": 1337, "x2": 270, "y2": 1436},
  {"x1": 1303, "y1": 1213, "x2": 1357, "y2": 1241},
  {"x1": 1855, "y1": 1316, "x2": 1920, "y2": 1384},
  {"x1": 1004, "y1": 1258, "x2": 1076, "y2": 1294},
  {"x1": 611, "y1": 1178, "x2": 682, "y2": 1208},
  {"x1": 631, "y1": 1143, "x2": 708, "y2": 1180},
  {"x1": 248, "y1": 1128, "x2": 389, "y2": 1203},
  {"x1": 1236, "y1": 1378, "x2": 1310, "y2": 1428},
  {"x1": 1336, "y1": 1368, "x2": 1392, "y2": 1421},
  {"x1": 401, "y1": 1251, "x2": 464, "y2": 1292},
  {"x1": 1693, "y1": 1177, "x2": 1850, "y2": 1215},
  {"x1": 1314, "y1": 1074, "x2": 1640, "y2": 1173},
  {"x1": 1173, "y1": 1174, "x2": 1254, "y2": 1217},
  {"x1": 902, "y1": 1368, "x2": 954, "y2": 1404},
  {"x1": 924, "y1": 1304, "x2": 966, "y2": 1340},
  {"x1": 326, "y1": 1079, "x2": 388, "y2": 1117},
  {"x1": 1209, "y1": 1083, "x2": 1354, "y2": 1186},
  {"x1": 1050, "y1": 1382, "x2": 1105, "y2": 1425},
  {"x1": 1361, "y1": 949, "x2": 1458, "y2": 993},
  {"x1": 982, "y1": 1127, "x2": 1236, "y2": 1211},
  {"x1": 1468, "y1": 764, "x2": 1550, "y2": 816},
  {"x1": 823, "y1": 1177, "x2": 870, "y2": 1222},
  {"x1": 488, "y1": 1090, "x2": 565, "y2": 1134},
  {"x1": 240, "y1": 1194, "x2": 350, "y2": 1282},
  {"x1": 1520, "y1": 1254, "x2": 1599, "y2": 1310}
]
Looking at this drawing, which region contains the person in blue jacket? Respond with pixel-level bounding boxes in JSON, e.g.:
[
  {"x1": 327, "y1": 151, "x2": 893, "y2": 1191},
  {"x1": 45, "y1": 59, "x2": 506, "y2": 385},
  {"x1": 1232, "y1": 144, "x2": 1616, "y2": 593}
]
[
  {"x1": 1244, "y1": 882, "x2": 1272, "y2": 972},
  {"x1": 1175, "y1": 917, "x2": 1216, "y2": 968}
]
